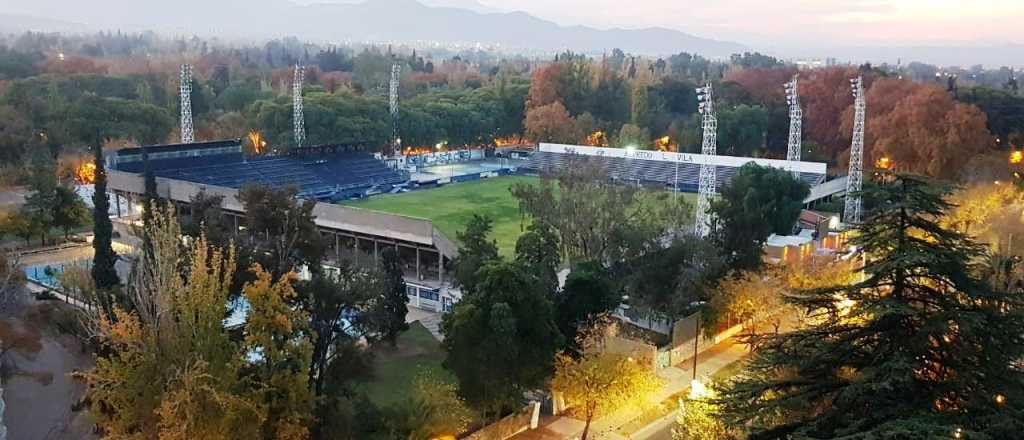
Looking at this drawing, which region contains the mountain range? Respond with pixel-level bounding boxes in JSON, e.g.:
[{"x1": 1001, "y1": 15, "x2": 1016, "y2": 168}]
[{"x1": 0, "y1": 0, "x2": 746, "y2": 57}]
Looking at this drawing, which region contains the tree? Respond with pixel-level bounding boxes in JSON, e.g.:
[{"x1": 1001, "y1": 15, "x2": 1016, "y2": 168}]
[
  {"x1": 91, "y1": 144, "x2": 119, "y2": 291},
  {"x1": 615, "y1": 123, "x2": 651, "y2": 148},
  {"x1": 514, "y1": 221, "x2": 561, "y2": 296},
  {"x1": 708, "y1": 270, "x2": 788, "y2": 341},
  {"x1": 22, "y1": 151, "x2": 58, "y2": 245},
  {"x1": 52, "y1": 186, "x2": 90, "y2": 239},
  {"x1": 237, "y1": 184, "x2": 325, "y2": 279},
  {"x1": 618, "y1": 235, "x2": 725, "y2": 320},
  {"x1": 76, "y1": 206, "x2": 256, "y2": 439},
  {"x1": 400, "y1": 372, "x2": 475, "y2": 440},
  {"x1": 717, "y1": 104, "x2": 769, "y2": 157},
  {"x1": 377, "y1": 247, "x2": 409, "y2": 346},
  {"x1": 555, "y1": 261, "x2": 620, "y2": 346},
  {"x1": 1, "y1": 211, "x2": 39, "y2": 246},
  {"x1": 673, "y1": 389, "x2": 737, "y2": 440},
  {"x1": 450, "y1": 214, "x2": 500, "y2": 296},
  {"x1": 551, "y1": 323, "x2": 661, "y2": 440},
  {"x1": 855, "y1": 81, "x2": 994, "y2": 179},
  {"x1": 511, "y1": 157, "x2": 691, "y2": 263},
  {"x1": 242, "y1": 265, "x2": 315, "y2": 440},
  {"x1": 711, "y1": 163, "x2": 809, "y2": 270},
  {"x1": 524, "y1": 101, "x2": 577, "y2": 144},
  {"x1": 441, "y1": 261, "x2": 563, "y2": 419},
  {"x1": 718, "y1": 174, "x2": 1024, "y2": 438}
]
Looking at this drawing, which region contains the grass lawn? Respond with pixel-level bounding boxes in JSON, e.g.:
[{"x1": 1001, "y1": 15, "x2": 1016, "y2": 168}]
[
  {"x1": 344, "y1": 176, "x2": 536, "y2": 257},
  {"x1": 359, "y1": 321, "x2": 452, "y2": 409}
]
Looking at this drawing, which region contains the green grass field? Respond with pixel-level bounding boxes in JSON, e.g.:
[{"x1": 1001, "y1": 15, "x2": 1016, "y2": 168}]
[
  {"x1": 344, "y1": 176, "x2": 536, "y2": 257},
  {"x1": 359, "y1": 322, "x2": 451, "y2": 408}
]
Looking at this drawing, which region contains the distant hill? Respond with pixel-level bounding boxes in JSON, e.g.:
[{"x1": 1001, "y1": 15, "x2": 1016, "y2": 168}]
[{"x1": 1, "y1": 0, "x2": 746, "y2": 57}]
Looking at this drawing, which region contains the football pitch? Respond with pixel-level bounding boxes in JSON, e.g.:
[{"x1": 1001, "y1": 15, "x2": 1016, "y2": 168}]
[{"x1": 343, "y1": 176, "x2": 537, "y2": 256}]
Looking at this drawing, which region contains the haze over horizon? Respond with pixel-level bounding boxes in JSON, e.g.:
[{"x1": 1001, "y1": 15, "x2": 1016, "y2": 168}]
[{"x1": 4, "y1": 0, "x2": 1023, "y2": 66}]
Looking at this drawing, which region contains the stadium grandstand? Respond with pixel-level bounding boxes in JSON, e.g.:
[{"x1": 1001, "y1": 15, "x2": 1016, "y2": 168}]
[
  {"x1": 519, "y1": 143, "x2": 828, "y2": 191},
  {"x1": 112, "y1": 139, "x2": 408, "y2": 201}
]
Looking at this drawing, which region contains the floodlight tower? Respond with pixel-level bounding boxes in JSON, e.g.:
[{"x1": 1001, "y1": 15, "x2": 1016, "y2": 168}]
[
  {"x1": 389, "y1": 62, "x2": 401, "y2": 154},
  {"x1": 179, "y1": 64, "x2": 194, "y2": 144},
  {"x1": 694, "y1": 83, "x2": 718, "y2": 238},
  {"x1": 293, "y1": 64, "x2": 306, "y2": 147},
  {"x1": 784, "y1": 75, "x2": 803, "y2": 177},
  {"x1": 844, "y1": 76, "x2": 866, "y2": 224}
]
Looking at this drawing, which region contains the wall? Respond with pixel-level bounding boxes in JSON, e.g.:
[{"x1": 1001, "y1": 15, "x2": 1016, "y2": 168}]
[{"x1": 464, "y1": 403, "x2": 539, "y2": 440}]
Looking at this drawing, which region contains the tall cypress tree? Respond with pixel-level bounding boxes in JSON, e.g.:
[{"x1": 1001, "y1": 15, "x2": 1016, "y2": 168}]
[
  {"x1": 378, "y1": 247, "x2": 408, "y2": 347},
  {"x1": 91, "y1": 143, "x2": 120, "y2": 292},
  {"x1": 719, "y1": 174, "x2": 1024, "y2": 438},
  {"x1": 142, "y1": 147, "x2": 158, "y2": 226}
]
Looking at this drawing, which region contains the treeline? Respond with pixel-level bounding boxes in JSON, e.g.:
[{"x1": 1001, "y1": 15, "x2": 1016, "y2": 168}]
[{"x1": 2, "y1": 31, "x2": 1023, "y2": 184}]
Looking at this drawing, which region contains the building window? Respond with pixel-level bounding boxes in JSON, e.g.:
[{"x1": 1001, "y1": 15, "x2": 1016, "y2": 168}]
[
  {"x1": 419, "y1": 289, "x2": 439, "y2": 302},
  {"x1": 406, "y1": 285, "x2": 418, "y2": 298}
]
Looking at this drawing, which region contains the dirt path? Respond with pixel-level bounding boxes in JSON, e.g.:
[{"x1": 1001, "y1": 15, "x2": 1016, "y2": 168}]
[{"x1": 2, "y1": 300, "x2": 96, "y2": 440}]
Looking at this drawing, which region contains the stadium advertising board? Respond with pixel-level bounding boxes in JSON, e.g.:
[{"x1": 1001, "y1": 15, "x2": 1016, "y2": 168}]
[{"x1": 539, "y1": 143, "x2": 827, "y2": 175}]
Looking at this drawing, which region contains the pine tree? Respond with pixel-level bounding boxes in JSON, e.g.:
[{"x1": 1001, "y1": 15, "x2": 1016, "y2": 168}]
[
  {"x1": 719, "y1": 174, "x2": 1024, "y2": 438},
  {"x1": 378, "y1": 247, "x2": 409, "y2": 347},
  {"x1": 91, "y1": 143, "x2": 120, "y2": 291}
]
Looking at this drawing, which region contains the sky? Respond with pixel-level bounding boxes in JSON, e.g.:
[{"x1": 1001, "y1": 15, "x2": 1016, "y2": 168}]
[{"x1": 421, "y1": 0, "x2": 1024, "y2": 49}]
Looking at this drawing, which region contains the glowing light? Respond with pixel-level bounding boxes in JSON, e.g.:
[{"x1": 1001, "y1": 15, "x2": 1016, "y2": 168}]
[
  {"x1": 57, "y1": 52, "x2": 65, "y2": 61},
  {"x1": 828, "y1": 215, "x2": 840, "y2": 230},
  {"x1": 689, "y1": 379, "x2": 709, "y2": 399},
  {"x1": 995, "y1": 394, "x2": 1007, "y2": 405},
  {"x1": 875, "y1": 156, "x2": 893, "y2": 170},
  {"x1": 1010, "y1": 150, "x2": 1023, "y2": 164},
  {"x1": 585, "y1": 131, "x2": 609, "y2": 147},
  {"x1": 654, "y1": 135, "x2": 676, "y2": 152},
  {"x1": 75, "y1": 162, "x2": 97, "y2": 184},
  {"x1": 625, "y1": 145, "x2": 637, "y2": 154},
  {"x1": 248, "y1": 130, "x2": 266, "y2": 154}
]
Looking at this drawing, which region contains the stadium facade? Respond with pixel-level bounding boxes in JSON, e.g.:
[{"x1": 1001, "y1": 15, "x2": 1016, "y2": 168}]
[
  {"x1": 522, "y1": 143, "x2": 828, "y2": 190},
  {"x1": 104, "y1": 139, "x2": 833, "y2": 315}
]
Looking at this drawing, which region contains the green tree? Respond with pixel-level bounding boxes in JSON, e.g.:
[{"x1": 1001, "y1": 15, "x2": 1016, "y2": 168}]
[
  {"x1": 237, "y1": 184, "x2": 325, "y2": 279},
  {"x1": 711, "y1": 163, "x2": 809, "y2": 270},
  {"x1": 399, "y1": 372, "x2": 475, "y2": 440},
  {"x1": 555, "y1": 261, "x2": 620, "y2": 344},
  {"x1": 718, "y1": 175, "x2": 1024, "y2": 438},
  {"x1": 1, "y1": 211, "x2": 39, "y2": 246},
  {"x1": 377, "y1": 247, "x2": 409, "y2": 347},
  {"x1": 717, "y1": 104, "x2": 768, "y2": 156},
  {"x1": 615, "y1": 123, "x2": 651, "y2": 149},
  {"x1": 617, "y1": 235, "x2": 725, "y2": 320},
  {"x1": 21, "y1": 151, "x2": 58, "y2": 245},
  {"x1": 450, "y1": 214, "x2": 500, "y2": 296},
  {"x1": 514, "y1": 221, "x2": 561, "y2": 296},
  {"x1": 52, "y1": 186, "x2": 90, "y2": 239},
  {"x1": 91, "y1": 144, "x2": 120, "y2": 291},
  {"x1": 441, "y1": 261, "x2": 563, "y2": 419}
]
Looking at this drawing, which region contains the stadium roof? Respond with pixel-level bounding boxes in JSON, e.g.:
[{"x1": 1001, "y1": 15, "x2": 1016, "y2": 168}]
[{"x1": 116, "y1": 139, "x2": 242, "y2": 157}]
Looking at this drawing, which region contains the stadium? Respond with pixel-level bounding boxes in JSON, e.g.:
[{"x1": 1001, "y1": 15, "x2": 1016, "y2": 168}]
[{"x1": 105, "y1": 138, "x2": 831, "y2": 313}]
